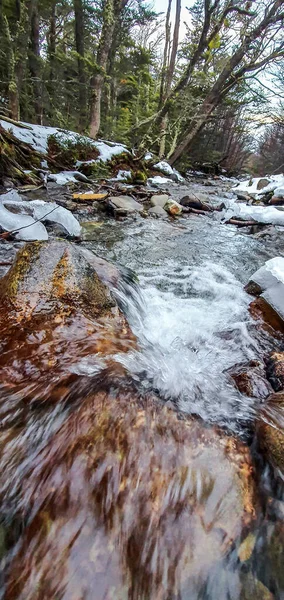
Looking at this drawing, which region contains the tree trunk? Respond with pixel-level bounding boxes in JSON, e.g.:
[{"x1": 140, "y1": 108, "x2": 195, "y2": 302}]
[
  {"x1": 89, "y1": 0, "x2": 116, "y2": 138},
  {"x1": 47, "y1": 1, "x2": 56, "y2": 117},
  {"x1": 159, "y1": 0, "x2": 181, "y2": 158},
  {"x1": 74, "y1": 0, "x2": 86, "y2": 132},
  {"x1": 29, "y1": 0, "x2": 42, "y2": 124}
]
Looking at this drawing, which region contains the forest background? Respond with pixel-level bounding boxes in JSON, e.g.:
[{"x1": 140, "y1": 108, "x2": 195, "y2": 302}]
[{"x1": 0, "y1": 0, "x2": 283, "y2": 175}]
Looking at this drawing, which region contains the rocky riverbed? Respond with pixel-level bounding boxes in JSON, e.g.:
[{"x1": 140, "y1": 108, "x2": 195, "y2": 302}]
[{"x1": 0, "y1": 172, "x2": 284, "y2": 600}]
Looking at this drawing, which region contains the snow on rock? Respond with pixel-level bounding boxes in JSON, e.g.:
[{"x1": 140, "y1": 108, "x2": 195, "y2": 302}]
[
  {"x1": 222, "y1": 198, "x2": 284, "y2": 226},
  {"x1": 148, "y1": 176, "x2": 173, "y2": 186},
  {"x1": 153, "y1": 161, "x2": 184, "y2": 182},
  {"x1": 144, "y1": 152, "x2": 154, "y2": 161},
  {"x1": 232, "y1": 174, "x2": 284, "y2": 197},
  {"x1": 248, "y1": 258, "x2": 284, "y2": 322},
  {"x1": 0, "y1": 203, "x2": 48, "y2": 241},
  {"x1": 109, "y1": 170, "x2": 132, "y2": 182},
  {"x1": 48, "y1": 171, "x2": 84, "y2": 185},
  {"x1": 1, "y1": 195, "x2": 81, "y2": 237}
]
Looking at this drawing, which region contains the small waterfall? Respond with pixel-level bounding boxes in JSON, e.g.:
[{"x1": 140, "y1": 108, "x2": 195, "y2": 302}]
[{"x1": 112, "y1": 260, "x2": 260, "y2": 431}]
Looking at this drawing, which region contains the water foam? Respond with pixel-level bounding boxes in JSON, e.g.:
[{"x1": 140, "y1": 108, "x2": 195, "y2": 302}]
[{"x1": 116, "y1": 261, "x2": 260, "y2": 430}]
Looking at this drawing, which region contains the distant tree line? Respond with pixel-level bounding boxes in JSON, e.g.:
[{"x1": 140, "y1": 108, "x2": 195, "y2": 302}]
[{"x1": 0, "y1": 0, "x2": 283, "y2": 173}]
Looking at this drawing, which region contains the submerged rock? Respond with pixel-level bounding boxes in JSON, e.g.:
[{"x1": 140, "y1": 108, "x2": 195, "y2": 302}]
[
  {"x1": 226, "y1": 361, "x2": 273, "y2": 400},
  {"x1": 3, "y1": 387, "x2": 256, "y2": 600}
]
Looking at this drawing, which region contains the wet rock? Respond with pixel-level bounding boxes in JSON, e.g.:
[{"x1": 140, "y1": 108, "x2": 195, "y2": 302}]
[
  {"x1": 268, "y1": 196, "x2": 284, "y2": 206},
  {"x1": 241, "y1": 572, "x2": 274, "y2": 600},
  {"x1": 148, "y1": 205, "x2": 168, "y2": 218},
  {"x1": 258, "y1": 392, "x2": 284, "y2": 470},
  {"x1": 108, "y1": 195, "x2": 143, "y2": 214},
  {"x1": 164, "y1": 199, "x2": 183, "y2": 216},
  {"x1": 249, "y1": 298, "x2": 284, "y2": 335},
  {"x1": 3, "y1": 389, "x2": 256, "y2": 600},
  {"x1": 257, "y1": 178, "x2": 270, "y2": 191},
  {"x1": 0, "y1": 240, "x2": 136, "y2": 388},
  {"x1": 150, "y1": 193, "x2": 169, "y2": 208},
  {"x1": 180, "y1": 194, "x2": 212, "y2": 211},
  {"x1": 226, "y1": 361, "x2": 273, "y2": 400},
  {"x1": 266, "y1": 352, "x2": 284, "y2": 392},
  {"x1": 236, "y1": 192, "x2": 252, "y2": 202}
]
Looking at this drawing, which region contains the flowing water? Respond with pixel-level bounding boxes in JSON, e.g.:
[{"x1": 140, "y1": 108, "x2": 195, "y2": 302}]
[{"x1": 0, "y1": 182, "x2": 284, "y2": 599}]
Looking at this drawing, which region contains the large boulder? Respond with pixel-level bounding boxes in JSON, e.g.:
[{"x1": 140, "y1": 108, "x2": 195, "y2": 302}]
[{"x1": 3, "y1": 386, "x2": 256, "y2": 600}]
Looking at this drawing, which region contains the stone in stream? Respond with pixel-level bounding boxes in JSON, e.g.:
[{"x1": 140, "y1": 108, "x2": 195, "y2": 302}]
[
  {"x1": 164, "y1": 198, "x2": 183, "y2": 216},
  {"x1": 246, "y1": 258, "x2": 284, "y2": 328},
  {"x1": 0, "y1": 241, "x2": 257, "y2": 600},
  {"x1": 0, "y1": 240, "x2": 136, "y2": 390},
  {"x1": 148, "y1": 205, "x2": 168, "y2": 218},
  {"x1": 179, "y1": 195, "x2": 213, "y2": 211},
  {"x1": 108, "y1": 195, "x2": 143, "y2": 214},
  {"x1": 256, "y1": 178, "x2": 270, "y2": 191},
  {"x1": 226, "y1": 361, "x2": 273, "y2": 400},
  {"x1": 150, "y1": 193, "x2": 169, "y2": 208},
  {"x1": 266, "y1": 352, "x2": 284, "y2": 392}
]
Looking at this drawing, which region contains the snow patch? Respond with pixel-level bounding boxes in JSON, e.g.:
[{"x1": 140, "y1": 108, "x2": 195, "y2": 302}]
[
  {"x1": 0, "y1": 119, "x2": 128, "y2": 163},
  {"x1": 153, "y1": 161, "x2": 184, "y2": 182}
]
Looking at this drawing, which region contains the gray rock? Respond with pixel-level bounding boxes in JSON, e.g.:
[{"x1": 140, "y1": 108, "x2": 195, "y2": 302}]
[
  {"x1": 148, "y1": 205, "x2": 168, "y2": 218},
  {"x1": 257, "y1": 178, "x2": 270, "y2": 190},
  {"x1": 150, "y1": 194, "x2": 169, "y2": 208},
  {"x1": 108, "y1": 196, "x2": 143, "y2": 213}
]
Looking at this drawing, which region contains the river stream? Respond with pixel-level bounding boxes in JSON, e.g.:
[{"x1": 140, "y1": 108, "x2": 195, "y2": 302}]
[{"x1": 0, "y1": 179, "x2": 284, "y2": 599}]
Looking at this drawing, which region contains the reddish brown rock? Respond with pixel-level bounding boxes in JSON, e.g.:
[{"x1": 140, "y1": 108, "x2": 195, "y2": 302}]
[
  {"x1": 266, "y1": 352, "x2": 284, "y2": 392},
  {"x1": 226, "y1": 361, "x2": 273, "y2": 400},
  {"x1": 258, "y1": 392, "x2": 284, "y2": 471},
  {"x1": 249, "y1": 297, "x2": 284, "y2": 335},
  {"x1": 3, "y1": 388, "x2": 256, "y2": 600}
]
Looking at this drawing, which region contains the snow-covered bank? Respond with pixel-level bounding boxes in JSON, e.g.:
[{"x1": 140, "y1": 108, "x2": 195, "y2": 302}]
[
  {"x1": 0, "y1": 119, "x2": 128, "y2": 162},
  {"x1": 223, "y1": 197, "x2": 284, "y2": 227},
  {"x1": 233, "y1": 174, "x2": 284, "y2": 198}
]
